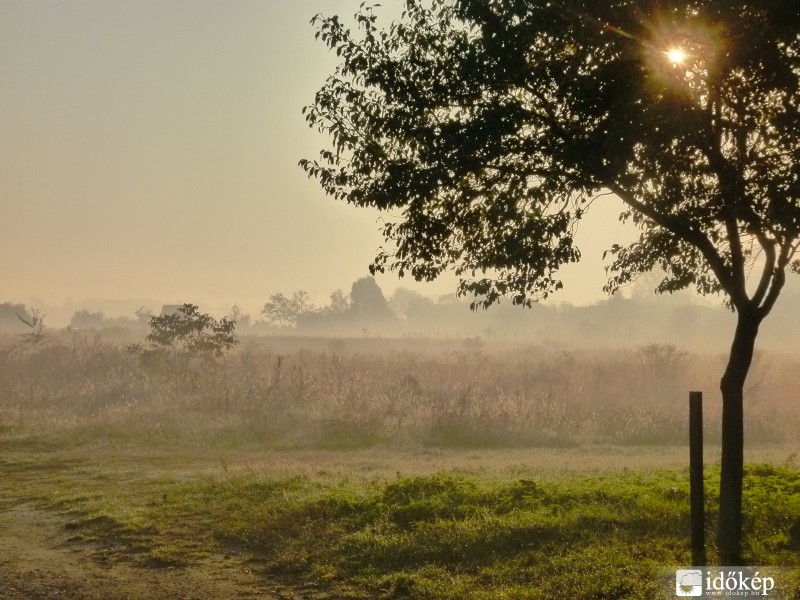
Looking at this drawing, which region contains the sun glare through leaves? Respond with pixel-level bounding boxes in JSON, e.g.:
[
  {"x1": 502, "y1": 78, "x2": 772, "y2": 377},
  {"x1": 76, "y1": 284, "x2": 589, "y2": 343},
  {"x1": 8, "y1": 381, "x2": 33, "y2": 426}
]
[{"x1": 666, "y1": 47, "x2": 687, "y2": 64}]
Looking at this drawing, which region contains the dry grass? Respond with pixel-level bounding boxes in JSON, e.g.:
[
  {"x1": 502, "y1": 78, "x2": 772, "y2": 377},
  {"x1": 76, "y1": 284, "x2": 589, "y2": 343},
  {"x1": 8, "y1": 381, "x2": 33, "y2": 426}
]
[{"x1": 1, "y1": 331, "x2": 799, "y2": 451}]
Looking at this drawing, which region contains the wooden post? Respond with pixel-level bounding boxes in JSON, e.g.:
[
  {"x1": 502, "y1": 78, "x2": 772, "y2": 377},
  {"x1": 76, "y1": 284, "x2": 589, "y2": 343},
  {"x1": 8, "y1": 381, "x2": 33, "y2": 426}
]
[{"x1": 690, "y1": 391, "x2": 706, "y2": 566}]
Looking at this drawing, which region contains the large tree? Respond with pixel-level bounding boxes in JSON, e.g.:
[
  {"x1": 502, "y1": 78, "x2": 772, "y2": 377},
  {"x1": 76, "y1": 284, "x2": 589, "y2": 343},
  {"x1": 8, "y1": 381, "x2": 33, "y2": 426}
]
[{"x1": 301, "y1": 0, "x2": 800, "y2": 562}]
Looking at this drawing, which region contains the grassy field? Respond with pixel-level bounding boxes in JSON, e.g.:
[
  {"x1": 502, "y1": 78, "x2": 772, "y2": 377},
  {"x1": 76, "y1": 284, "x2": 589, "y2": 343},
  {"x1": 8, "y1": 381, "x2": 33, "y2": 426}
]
[
  {"x1": 2, "y1": 332, "x2": 800, "y2": 598},
  {"x1": 3, "y1": 331, "x2": 800, "y2": 449}
]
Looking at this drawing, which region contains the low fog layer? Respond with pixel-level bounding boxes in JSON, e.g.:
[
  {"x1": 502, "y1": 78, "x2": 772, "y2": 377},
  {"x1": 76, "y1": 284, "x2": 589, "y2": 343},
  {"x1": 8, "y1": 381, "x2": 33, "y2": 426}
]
[{"x1": 4, "y1": 275, "x2": 800, "y2": 352}]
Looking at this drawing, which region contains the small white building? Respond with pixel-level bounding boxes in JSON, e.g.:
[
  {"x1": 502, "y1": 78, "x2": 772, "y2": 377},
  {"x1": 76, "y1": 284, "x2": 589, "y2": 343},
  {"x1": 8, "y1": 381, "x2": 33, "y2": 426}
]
[{"x1": 159, "y1": 304, "x2": 184, "y2": 317}]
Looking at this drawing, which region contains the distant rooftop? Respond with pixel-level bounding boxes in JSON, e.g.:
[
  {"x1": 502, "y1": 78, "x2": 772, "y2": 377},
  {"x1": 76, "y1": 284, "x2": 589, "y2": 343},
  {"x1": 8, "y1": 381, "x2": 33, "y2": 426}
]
[{"x1": 159, "y1": 304, "x2": 184, "y2": 317}]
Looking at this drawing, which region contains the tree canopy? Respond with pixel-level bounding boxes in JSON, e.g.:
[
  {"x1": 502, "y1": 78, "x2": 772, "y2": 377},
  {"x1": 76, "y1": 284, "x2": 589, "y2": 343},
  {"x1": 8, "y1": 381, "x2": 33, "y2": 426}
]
[
  {"x1": 301, "y1": 0, "x2": 800, "y2": 312},
  {"x1": 303, "y1": 0, "x2": 800, "y2": 563}
]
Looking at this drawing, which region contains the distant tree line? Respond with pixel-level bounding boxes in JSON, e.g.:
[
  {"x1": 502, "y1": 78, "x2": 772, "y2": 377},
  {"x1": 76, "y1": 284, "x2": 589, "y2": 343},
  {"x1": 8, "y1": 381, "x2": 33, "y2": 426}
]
[
  {"x1": 255, "y1": 277, "x2": 397, "y2": 335},
  {"x1": 3, "y1": 280, "x2": 799, "y2": 349},
  {"x1": 68, "y1": 307, "x2": 153, "y2": 330}
]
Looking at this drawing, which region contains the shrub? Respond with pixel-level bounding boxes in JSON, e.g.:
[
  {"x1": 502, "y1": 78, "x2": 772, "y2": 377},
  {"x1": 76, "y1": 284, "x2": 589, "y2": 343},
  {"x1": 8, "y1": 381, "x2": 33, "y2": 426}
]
[{"x1": 128, "y1": 304, "x2": 237, "y2": 361}]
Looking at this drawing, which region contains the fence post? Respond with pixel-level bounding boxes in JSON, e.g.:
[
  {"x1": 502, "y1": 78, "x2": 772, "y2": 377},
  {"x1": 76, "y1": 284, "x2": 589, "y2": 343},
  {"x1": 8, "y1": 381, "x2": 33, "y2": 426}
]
[{"x1": 690, "y1": 390, "x2": 706, "y2": 566}]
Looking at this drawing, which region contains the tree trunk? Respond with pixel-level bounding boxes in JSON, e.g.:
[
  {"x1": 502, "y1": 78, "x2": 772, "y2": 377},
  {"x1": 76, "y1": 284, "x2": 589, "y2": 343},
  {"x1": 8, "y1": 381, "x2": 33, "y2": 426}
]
[{"x1": 717, "y1": 309, "x2": 761, "y2": 565}]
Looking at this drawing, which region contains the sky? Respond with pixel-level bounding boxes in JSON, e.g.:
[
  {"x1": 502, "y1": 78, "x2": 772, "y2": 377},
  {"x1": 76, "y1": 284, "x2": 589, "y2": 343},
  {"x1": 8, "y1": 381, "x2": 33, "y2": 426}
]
[{"x1": 0, "y1": 0, "x2": 637, "y2": 322}]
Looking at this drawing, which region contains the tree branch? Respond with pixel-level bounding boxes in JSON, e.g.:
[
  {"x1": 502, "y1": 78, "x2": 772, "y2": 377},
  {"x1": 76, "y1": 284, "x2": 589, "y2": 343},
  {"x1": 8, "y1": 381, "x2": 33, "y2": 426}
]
[
  {"x1": 758, "y1": 242, "x2": 792, "y2": 318},
  {"x1": 750, "y1": 236, "x2": 777, "y2": 308},
  {"x1": 608, "y1": 183, "x2": 741, "y2": 302}
]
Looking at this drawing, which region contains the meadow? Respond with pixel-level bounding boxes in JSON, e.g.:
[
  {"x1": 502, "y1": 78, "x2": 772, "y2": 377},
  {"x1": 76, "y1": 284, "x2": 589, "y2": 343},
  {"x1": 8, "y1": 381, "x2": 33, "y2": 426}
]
[{"x1": 2, "y1": 331, "x2": 800, "y2": 598}]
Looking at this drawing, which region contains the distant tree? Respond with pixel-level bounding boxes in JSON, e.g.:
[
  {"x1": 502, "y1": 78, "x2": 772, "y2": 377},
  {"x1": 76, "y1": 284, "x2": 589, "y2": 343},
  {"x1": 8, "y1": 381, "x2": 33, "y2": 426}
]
[
  {"x1": 389, "y1": 287, "x2": 431, "y2": 319},
  {"x1": 227, "y1": 304, "x2": 251, "y2": 330},
  {"x1": 143, "y1": 303, "x2": 237, "y2": 358},
  {"x1": 303, "y1": 0, "x2": 800, "y2": 561},
  {"x1": 134, "y1": 306, "x2": 154, "y2": 327},
  {"x1": 292, "y1": 290, "x2": 314, "y2": 316},
  {"x1": 405, "y1": 294, "x2": 436, "y2": 318},
  {"x1": 70, "y1": 310, "x2": 107, "y2": 329},
  {"x1": 349, "y1": 277, "x2": 394, "y2": 319},
  {"x1": 326, "y1": 289, "x2": 351, "y2": 314},
  {"x1": 261, "y1": 293, "x2": 293, "y2": 327},
  {"x1": 296, "y1": 289, "x2": 350, "y2": 332},
  {"x1": 261, "y1": 291, "x2": 315, "y2": 327}
]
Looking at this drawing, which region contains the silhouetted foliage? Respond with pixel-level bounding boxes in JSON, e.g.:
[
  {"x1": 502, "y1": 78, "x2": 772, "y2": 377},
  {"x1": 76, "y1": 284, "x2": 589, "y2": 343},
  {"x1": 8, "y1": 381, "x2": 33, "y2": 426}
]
[
  {"x1": 70, "y1": 310, "x2": 107, "y2": 330},
  {"x1": 303, "y1": 0, "x2": 800, "y2": 561},
  {"x1": 142, "y1": 303, "x2": 238, "y2": 358},
  {"x1": 69, "y1": 309, "x2": 142, "y2": 331},
  {"x1": 349, "y1": 277, "x2": 395, "y2": 320},
  {"x1": 261, "y1": 291, "x2": 314, "y2": 328},
  {"x1": 296, "y1": 278, "x2": 398, "y2": 334},
  {"x1": 326, "y1": 289, "x2": 351, "y2": 314}
]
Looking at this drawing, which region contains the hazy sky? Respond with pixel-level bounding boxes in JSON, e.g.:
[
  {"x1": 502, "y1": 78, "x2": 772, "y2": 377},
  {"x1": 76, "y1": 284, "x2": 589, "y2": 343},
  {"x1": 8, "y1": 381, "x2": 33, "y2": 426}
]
[{"x1": 1, "y1": 0, "x2": 636, "y2": 318}]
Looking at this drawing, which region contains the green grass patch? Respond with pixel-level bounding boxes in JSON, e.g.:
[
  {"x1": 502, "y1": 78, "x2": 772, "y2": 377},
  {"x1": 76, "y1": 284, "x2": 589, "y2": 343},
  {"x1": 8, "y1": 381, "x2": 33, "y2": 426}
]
[
  {"x1": 3, "y1": 443, "x2": 800, "y2": 598},
  {"x1": 46, "y1": 467, "x2": 800, "y2": 598}
]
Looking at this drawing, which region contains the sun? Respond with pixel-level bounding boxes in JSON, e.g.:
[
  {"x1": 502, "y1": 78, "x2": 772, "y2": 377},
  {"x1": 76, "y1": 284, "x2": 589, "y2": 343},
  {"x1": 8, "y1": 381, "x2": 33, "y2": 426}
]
[{"x1": 666, "y1": 48, "x2": 687, "y2": 64}]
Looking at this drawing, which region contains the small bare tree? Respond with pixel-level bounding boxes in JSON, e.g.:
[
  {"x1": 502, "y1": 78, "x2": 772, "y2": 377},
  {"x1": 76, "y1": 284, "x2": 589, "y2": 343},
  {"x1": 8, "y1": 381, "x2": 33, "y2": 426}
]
[{"x1": 16, "y1": 309, "x2": 46, "y2": 346}]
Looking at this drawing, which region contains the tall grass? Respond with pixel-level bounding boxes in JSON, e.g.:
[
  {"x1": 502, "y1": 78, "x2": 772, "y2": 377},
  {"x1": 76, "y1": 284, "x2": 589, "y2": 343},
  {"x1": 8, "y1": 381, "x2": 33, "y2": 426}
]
[{"x1": 1, "y1": 332, "x2": 798, "y2": 449}]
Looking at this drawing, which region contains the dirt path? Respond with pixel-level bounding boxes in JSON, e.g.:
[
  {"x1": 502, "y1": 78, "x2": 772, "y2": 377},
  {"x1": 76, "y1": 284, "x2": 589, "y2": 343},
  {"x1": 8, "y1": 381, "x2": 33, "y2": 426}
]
[{"x1": 0, "y1": 501, "x2": 306, "y2": 600}]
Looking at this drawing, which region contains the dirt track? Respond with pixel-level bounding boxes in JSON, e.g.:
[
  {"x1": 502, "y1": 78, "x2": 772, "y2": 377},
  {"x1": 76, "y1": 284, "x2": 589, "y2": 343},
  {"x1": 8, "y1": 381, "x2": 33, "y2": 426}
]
[{"x1": 0, "y1": 501, "x2": 296, "y2": 600}]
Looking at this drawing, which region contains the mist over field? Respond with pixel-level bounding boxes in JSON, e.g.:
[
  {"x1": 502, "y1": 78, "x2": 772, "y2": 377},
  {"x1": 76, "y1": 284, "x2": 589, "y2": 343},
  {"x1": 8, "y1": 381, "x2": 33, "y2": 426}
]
[
  {"x1": 4, "y1": 273, "x2": 800, "y2": 351},
  {"x1": 4, "y1": 272, "x2": 800, "y2": 598},
  {"x1": 3, "y1": 294, "x2": 800, "y2": 597},
  {"x1": 3, "y1": 0, "x2": 800, "y2": 596},
  {"x1": 3, "y1": 277, "x2": 800, "y2": 450}
]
